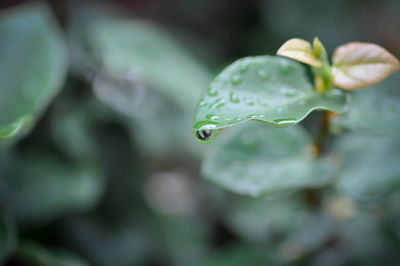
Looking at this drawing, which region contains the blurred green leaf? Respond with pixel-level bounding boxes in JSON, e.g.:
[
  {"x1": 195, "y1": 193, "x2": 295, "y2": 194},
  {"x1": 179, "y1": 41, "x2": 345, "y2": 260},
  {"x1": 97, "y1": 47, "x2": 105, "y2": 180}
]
[
  {"x1": 63, "y1": 217, "x2": 151, "y2": 266},
  {"x1": 87, "y1": 17, "x2": 211, "y2": 109},
  {"x1": 193, "y1": 56, "x2": 348, "y2": 135},
  {"x1": 331, "y1": 72, "x2": 400, "y2": 135},
  {"x1": 334, "y1": 134, "x2": 400, "y2": 201},
  {"x1": 202, "y1": 122, "x2": 336, "y2": 196},
  {"x1": 197, "y1": 244, "x2": 280, "y2": 266},
  {"x1": 225, "y1": 195, "x2": 311, "y2": 242},
  {"x1": 3, "y1": 153, "x2": 105, "y2": 224},
  {"x1": 0, "y1": 3, "x2": 67, "y2": 140},
  {"x1": 0, "y1": 213, "x2": 17, "y2": 264},
  {"x1": 17, "y1": 240, "x2": 89, "y2": 266}
]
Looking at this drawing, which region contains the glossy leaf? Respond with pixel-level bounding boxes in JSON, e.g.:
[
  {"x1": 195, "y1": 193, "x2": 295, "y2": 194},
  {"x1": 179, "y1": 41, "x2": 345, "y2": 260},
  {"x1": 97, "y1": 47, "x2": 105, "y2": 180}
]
[
  {"x1": 277, "y1": 38, "x2": 322, "y2": 67},
  {"x1": 332, "y1": 42, "x2": 400, "y2": 90},
  {"x1": 0, "y1": 214, "x2": 17, "y2": 264},
  {"x1": 0, "y1": 4, "x2": 67, "y2": 139},
  {"x1": 193, "y1": 56, "x2": 349, "y2": 136},
  {"x1": 334, "y1": 134, "x2": 400, "y2": 201},
  {"x1": 331, "y1": 72, "x2": 400, "y2": 135},
  {"x1": 3, "y1": 153, "x2": 105, "y2": 224},
  {"x1": 202, "y1": 122, "x2": 336, "y2": 197},
  {"x1": 87, "y1": 18, "x2": 211, "y2": 109}
]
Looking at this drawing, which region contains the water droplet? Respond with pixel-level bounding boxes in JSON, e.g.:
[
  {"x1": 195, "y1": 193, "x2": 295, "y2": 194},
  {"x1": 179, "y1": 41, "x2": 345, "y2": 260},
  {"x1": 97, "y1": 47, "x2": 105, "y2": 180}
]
[
  {"x1": 280, "y1": 61, "x2": 292, "y2": 75},
  {"x1": 207, "y1": 86, "x2": 218, "y2": 96},
  {"x1": 196, "y1": 130, "x2": 213, "y2": 141},
  {"x1": 257, "y1": 69, "x2": 267, "y2": 80},
  {"x1": 251, "y1": 114, "x2": 264, "y2": 119},
  {"x1": 206, "y1": 114, "x2": 221, "y2": 121},
  {"x1": 231, "y1": 74, "x2": 242, "y2": 85},
  {"x1": 240, "y1": 62, "x2": 249, "y2": 73},
  {"x1": 257, "y1": 99, "x2": 269, "y2": 107},
  {"x1": 273, "y1": 118, "x2": 296, "y2": 125},
  {"x1": 198, "y1": 101, "x2": 208, "y2": 107},
  {"x1": 277, "y1": 107, "x2": 283, "y2": 113},
  {"x1": 280, "y1": 87, "x2": 297, "y2": 97},
  {"x1": 245, "y1": 98, "x2": 255, "y2": 106},
  {"x1": 230, "y1": 92, "x2": 240, "y2": 103},
  {"x1": 211, "y1": 98, "x2": 226, "y2": 109}
]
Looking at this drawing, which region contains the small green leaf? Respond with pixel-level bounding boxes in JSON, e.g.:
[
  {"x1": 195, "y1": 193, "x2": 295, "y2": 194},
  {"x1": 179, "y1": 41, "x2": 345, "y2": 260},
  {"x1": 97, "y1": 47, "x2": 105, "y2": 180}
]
[
  {"x1": 193, "y1": 56, "x2": 349, "y2": 138},
  {"x1": 0, "y1": 3, "x2": 67, "y2": 139},
  {"x1": 334, "y1": 134, "x2": 400, "y2": 201},
  {"x1": 277, "y1": 38, "x2": 322, "y2": 67},
  {"x1": 332, "y1": 42, "x2": 400, "y2": 90},
  {"x1": 202, "y1": 122, "x2": 336, "y2": 197},
  {"x1": 0, "y1": 214, "x2": 17, "y2": 264},
  {"x1": 331, "y1": 72, "x2": 400, "y2": 135}
]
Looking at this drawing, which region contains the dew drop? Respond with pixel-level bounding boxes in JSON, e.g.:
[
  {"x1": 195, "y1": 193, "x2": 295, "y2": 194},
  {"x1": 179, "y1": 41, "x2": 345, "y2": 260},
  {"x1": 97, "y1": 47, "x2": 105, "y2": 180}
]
[
  {"x1": 280, "y1": 61, "x2": 292, "y2": 75},
  {"x1": 280, "y1": 87, "x2": 297, "y2": 97},
  {"x1": 198, "y1": 101, "x2": 208, "y2": 107},
  {"x1": 273, "y1": 118, "x2": 296, "y2": 125},
  {"x1": 257, "y1": 99, "x2": 269, "y2": 107},
  {"x1": 230, "y1": 92, "x2": 240, "y2": 103},
  {"x1": 207, "y1": 86, "x2": 218, "y2": 96},
  {"x1": 196, "y1": 130, "x2": 213, "y2": 141},
  {"x1": 276, "y1": 107, "x2": 283, "y2": 113},
  {"x1": 245, "y1": 98, "x2": 255, "y2": 106},
  {"x1": 240, "y1": 62, "x2": 249, "y2": 73},
  {"x1": 257, "y1": 69, "x2": 267, "y2": 80},
  {"x1": 211, "y1": 98, "x2": 226, "y2": 109},
  {"x1": 231, "y1": 74, "x2": 242, "y2": 85},
  {"x1": 206, "y1": 114, "x2": 221, "y2": 121}
]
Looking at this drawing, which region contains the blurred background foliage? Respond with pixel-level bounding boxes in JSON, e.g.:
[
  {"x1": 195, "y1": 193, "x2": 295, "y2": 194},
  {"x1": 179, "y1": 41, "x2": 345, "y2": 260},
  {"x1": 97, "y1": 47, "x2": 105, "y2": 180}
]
[{"x1": 0, "y1": 0, "x2": 400, "y2": 265}]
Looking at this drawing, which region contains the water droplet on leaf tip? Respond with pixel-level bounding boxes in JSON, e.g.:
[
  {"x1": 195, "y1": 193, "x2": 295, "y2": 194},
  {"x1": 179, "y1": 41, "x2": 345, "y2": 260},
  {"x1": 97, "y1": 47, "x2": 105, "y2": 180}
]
[{"x1": 195, "y1": 130, "x2": 213, "y2": 141}]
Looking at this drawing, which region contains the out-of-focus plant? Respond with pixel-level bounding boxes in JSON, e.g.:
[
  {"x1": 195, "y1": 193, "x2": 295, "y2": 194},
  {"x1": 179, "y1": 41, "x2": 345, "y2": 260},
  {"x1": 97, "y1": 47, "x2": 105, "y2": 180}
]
[{"x1": 2, "y1": 1, "x2": 400, "y2": 266}]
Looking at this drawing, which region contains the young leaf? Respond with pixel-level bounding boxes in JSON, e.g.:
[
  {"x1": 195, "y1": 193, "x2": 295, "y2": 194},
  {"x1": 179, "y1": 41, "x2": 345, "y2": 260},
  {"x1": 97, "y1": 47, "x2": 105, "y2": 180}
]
[
  {"x1": 202, "y1": 122, "x2": 336, "y2": 197},
  {"x1": 193, "y1": 56, "x2": 349, "y2": 136},
  {"x1": 0, "y1": 3, "x2": 67, "y2": 139},
  {"x1": 332, "y1": 42, "x2": 400, "y2": 90},
  {"x1": 331, "y1": 72, "x2": 400, "y2": 135},
  {"x1": 277, "y1": 38, "x2": 322, "y2": 67}
]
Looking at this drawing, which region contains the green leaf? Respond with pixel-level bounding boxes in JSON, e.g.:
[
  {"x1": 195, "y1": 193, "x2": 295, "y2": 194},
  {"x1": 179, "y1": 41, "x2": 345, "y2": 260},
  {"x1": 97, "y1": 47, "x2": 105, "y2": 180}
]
[
  {"x1": 3, "y1": 153, "x2": 105, "y2": 224},
  {"x1": 87, "y1": 18, "x2": 211, "y2": 109},
  {"x1": 331, "y1": 72, "x2": 400, "y2": 135},
  {"x1": 202, "y1": 122, "x2": 336, "y2": 197},
  {"x1": 17, "y1": 240, "x2": 89, "y2": 266},
  {"x1": 224, "y1": 195, "x2": 311, "y2": 242},
  {"x1": 0, "y1": 214, "x2": 17, "y2": 264},
  {"x1": 193, "y1": 56, "x2": 349, "y2": 139},
  {"x1": 334, "y1": 134, "x2": 400, "y2": 202},
  {"x1": 0, "y1": 3, "x2": 67, "y2": 139}
]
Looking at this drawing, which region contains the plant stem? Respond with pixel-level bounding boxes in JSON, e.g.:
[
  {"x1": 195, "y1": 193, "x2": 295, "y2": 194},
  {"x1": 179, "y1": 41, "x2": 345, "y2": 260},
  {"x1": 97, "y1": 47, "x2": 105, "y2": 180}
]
[{"x1": 313, "y1": 111, "x2": 334, "y2": 157}]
